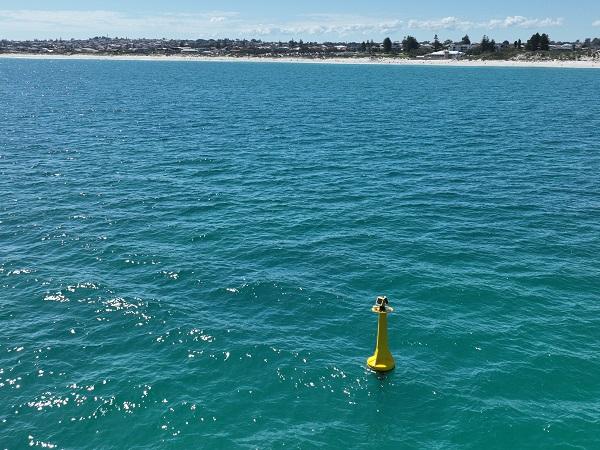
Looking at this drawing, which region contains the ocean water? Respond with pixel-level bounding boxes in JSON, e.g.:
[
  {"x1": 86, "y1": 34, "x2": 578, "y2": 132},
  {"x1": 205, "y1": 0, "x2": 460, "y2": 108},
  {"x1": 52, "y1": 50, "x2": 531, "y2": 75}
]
[{"x1": 1, "y1": 58, "x2": 599, "y2": 449}]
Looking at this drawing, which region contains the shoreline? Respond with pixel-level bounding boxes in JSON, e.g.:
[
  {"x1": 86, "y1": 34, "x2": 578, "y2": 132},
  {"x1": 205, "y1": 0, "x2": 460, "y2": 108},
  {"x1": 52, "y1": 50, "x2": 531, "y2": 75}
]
[{"x1": 1, "y1": 53, "x2": 600, "y2": 68}]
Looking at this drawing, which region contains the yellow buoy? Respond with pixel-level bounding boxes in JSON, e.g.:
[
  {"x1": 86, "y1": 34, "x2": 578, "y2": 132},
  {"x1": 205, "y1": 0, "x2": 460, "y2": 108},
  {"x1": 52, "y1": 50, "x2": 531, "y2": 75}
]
[{"x1": 367, "y1": 296, "x2": 395, "y2": 372}]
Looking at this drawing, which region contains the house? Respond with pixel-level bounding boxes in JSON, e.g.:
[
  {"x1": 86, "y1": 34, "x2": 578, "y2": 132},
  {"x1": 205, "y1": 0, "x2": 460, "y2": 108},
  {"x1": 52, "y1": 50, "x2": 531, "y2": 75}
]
[
  {"x1": 549, "y1": 43, "x2": 574, "y2": 52},
  {"x1": 449, "y1": 42, "x2": 473, "y2": 52},
  {"x1": 423, "y1": 50, "x2": 464, "y2": 59}
]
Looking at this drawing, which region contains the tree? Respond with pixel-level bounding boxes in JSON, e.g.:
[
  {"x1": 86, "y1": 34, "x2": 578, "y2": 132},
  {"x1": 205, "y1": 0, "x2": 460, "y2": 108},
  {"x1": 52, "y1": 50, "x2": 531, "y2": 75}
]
[
  {"x1": 433, "y1": 34, "x2": 442, "y2": 50},
  {"x1": 383, "y1": 37, "x2": 392, "y2": 53},
  {"x1": 402, "y1": 35, "x2": 419, "y2": 52},
  {"x1": 298, "y1": 39, "x2": 307, "y2": 53},
  {"x1": 360, "y1": 41, "x2": 367, "y2": 52},
  {"x1": 540, "y1": 33, "x2": 550, "y2": 51},
  {"x1": 480, "y1": 35, "x2": 496, "y2": 53},
  {"x1": 526, "y1": 33, "x2": 541, "y2": 51},
  {"x1": 461, "y1": 34, "x2": 471, "y2": 45},
  {"x1": 481, "y1": 35, "x2": 489, "y2": 51}
]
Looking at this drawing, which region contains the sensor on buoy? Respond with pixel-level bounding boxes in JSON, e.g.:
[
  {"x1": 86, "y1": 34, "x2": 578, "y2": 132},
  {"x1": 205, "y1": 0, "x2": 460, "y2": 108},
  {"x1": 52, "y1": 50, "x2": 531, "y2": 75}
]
[{"x1": 367, "y1": 296, "x2": 395, "y2": 372}]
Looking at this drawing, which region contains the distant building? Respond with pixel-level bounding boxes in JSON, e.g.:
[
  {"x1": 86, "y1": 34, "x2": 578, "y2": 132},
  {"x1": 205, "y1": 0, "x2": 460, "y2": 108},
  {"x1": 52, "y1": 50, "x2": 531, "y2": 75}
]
[
  {"x1": 423, "y1": 50, "x2": 464, "y2": 60},
  {"x1": 549, "y1": 43, "x2": 575, "y2": 52},
  {"x1": 449, "y1": 42, "x2": 474, "y2": 52}
]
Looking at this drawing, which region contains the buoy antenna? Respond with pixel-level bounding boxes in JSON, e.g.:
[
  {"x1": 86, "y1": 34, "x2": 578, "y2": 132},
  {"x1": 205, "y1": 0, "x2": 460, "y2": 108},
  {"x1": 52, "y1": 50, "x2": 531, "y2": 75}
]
[{"x1": 374, "y1": 295, "x2": 391, "y2": 313}]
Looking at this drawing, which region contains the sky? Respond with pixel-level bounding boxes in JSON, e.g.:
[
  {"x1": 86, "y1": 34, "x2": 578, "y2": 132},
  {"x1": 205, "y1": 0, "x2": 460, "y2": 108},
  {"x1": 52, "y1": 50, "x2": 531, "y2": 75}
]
[{"x1": 1, "y1": 0, "x2": 599, "y2": 42}]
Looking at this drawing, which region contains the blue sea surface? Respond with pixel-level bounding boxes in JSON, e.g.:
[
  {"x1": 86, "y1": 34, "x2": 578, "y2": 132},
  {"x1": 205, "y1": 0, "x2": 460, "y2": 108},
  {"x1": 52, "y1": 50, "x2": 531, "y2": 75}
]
[{"x1": 1, "y1": 59, "x2": 599, "y2": 449}]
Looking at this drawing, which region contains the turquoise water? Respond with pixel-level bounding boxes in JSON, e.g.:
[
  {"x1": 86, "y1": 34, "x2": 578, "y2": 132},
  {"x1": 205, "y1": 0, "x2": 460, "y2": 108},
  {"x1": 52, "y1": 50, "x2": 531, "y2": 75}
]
[{"x1": 1, "y1": 59, "x2": 599, "y2": 449}]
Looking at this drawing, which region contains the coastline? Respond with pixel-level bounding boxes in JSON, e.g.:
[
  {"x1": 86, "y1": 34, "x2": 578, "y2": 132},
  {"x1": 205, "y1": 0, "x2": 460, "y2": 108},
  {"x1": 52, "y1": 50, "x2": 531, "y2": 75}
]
[{"x1": 1, "y1": 53, "x2": 599, "y2": 68}]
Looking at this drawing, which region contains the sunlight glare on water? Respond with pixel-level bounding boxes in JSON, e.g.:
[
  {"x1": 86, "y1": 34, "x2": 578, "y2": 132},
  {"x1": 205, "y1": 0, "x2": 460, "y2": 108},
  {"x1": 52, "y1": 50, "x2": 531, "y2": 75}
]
[{"x1": 1, "y1": 59, "x2": 600, "y2": 448}]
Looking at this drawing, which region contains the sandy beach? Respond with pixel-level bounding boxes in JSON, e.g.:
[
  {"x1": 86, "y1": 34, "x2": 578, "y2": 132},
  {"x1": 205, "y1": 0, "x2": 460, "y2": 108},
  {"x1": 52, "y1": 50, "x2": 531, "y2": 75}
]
[{"x1": 1, "y1": 52, "x2": 600, "y2": 68}]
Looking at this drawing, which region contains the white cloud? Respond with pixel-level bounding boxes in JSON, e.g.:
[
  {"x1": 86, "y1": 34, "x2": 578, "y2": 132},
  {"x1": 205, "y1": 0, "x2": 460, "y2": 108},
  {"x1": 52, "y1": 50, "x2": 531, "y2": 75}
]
[
  {"x1": 0, "y1": 9, "x2": 403, "y2": 39},
  {"x1": 406, "y1": 15, "x2": 563, "y2": 31},
  {"x1": 593, "y1": 20, "x2": 600, "y2": 26},
  {"x1": 484, "y1": 16, "x2": 563, "y2": 29},
  {"x1": 0, "y1": 10, "x2": 240, "y2": 38},
  {"x1": 0, "y1": 10, "x2": 566, "y2": 40},
  {"x1": 242, "y1": 14, "x2": 404, "y2": 38},
  {"x1": 408, "y1": 17, "x2": 473, "y2": 31}
]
